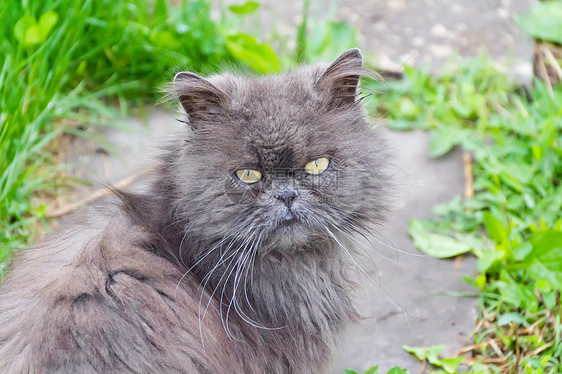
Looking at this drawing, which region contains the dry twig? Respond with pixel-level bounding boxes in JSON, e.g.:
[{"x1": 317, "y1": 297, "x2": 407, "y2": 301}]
[
  {"x1": 463, "y1": 152, "x2": 474, "y2": 199},
  {"x1": 47, "y1": 168, "x2": 153, "y2": 218}
]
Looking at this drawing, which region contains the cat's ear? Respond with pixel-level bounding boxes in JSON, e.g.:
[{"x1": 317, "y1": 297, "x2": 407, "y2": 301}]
[
  {"x1": 173, "y1": 72, "x2": 227, "y2": 124},
  {"x1": 315, "y1": 48, "x2": 363, "y2": 109}
]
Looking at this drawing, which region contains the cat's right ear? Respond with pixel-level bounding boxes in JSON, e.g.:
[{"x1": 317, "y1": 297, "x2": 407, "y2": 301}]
[
  {"x1": 173, "y1": 72, "x2": 227, "y2": 125},
  {"x1": 315, "y1": 48, "x2": 364, "y2": 110}
]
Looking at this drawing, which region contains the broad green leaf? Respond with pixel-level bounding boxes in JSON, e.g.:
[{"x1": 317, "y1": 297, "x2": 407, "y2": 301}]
[
  {"x1": 226, "y1": 34, "x2": 279, "y2": 73},
  {"x1": 477, "y1": 248, "x2": 504, "y2": 272},
  {"x1": 344, "y1": 370, "x2": 359, "y2": 374},
  {"x1": 517, "y1": 230, "x2": 562, "y2": 289},
  {"x1": 515, "y1": 2, "x2": 562, "y2": 43},
  {"x1": 14, "y1": 15, "x2": 36, "y2": 44},
  {"x1": 386, "y1": 367, "x2": 408, "y2": 374},
  {"x1": 403, "y1": 345, "x2": 462, "y2": 373},
  {"x1": 403, "y1": 344, "x2": 444, "y2": 363},
  {"x1": 229, "y1": 1, "x2": 260, "y2": 15},
  {"x1": 483, "y1": 211, "x2": 508, "y2": 245},
  {"x1": 151, "y1": 30, "x2": 180, "y2": 49},
  {"x1": 24, "y1": 25, "x2": 41, "y2": 46},
  {"x1": 305, "y1": 20, "x2": 357, "y2": 61},
  {"x1": 365, "y1": 367, "x2": 379, "y2": 374},
  {"x1": 512, "y1": 241, "x2": 532, "y2": 261},
  {"x1": 409, "y1": 219, "x2": 472, "y2": 258},
  {"x1": 438, "y1": 357, "x2": 465, "y2": 373},
  {"x1": 497, "y1": 312, "x2": 528, "y2": 327},
  {"x1": 38, "y1": 11, "x2": 58, "y2": 41},
  {"x1": 429, "y1": 126, "x2": 464, "y2": 158}
]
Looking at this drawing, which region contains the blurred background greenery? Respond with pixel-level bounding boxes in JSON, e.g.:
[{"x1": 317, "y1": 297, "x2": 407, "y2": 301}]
[{"x1": 1, "y1": 0, "x2": 561, "y2": 373}]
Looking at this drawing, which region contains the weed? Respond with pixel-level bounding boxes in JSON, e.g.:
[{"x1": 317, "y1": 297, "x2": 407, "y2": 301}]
[{"x1": 365, "y1": 58, "x2": 562, "y2": 373}]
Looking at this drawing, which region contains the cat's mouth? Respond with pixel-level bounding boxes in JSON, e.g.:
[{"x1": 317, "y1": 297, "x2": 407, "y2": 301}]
[
  {"x1": 277, "y1": 210, "x2": 297, "y2": 226},
  {"x1": 275, "y1": 206, "x2": 307, "y2": 228}
]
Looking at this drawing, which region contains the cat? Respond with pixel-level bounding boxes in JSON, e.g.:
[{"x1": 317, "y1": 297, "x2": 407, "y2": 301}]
[{"x1": 0, "y1": 48, "x2": 391, "y2": 373}]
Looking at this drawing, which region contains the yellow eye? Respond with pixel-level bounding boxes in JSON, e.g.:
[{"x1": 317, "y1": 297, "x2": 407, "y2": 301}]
[
  {"x1": 304, "y1": 157, "x2": 330, "y2": 175},
  {"x1": 235, "y1": 169, "x2": 262, "y2": 184}
]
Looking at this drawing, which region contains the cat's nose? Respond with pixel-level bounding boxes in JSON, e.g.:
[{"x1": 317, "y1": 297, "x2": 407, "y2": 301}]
[{"x1": 275, "y1": 190, "x2": 297, "y2": 208}]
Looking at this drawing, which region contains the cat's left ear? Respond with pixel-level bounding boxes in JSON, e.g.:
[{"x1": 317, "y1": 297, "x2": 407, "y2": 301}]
[
  {"x1": 173, "y1": 72, "x2": 227, "y2": 125},
  {"x1": 315, "y1": 48, "x2": 363, "y2": 109}
]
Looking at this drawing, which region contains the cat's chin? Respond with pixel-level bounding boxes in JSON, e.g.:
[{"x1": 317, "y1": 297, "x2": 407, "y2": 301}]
[{"x1": 263, "y1": 222, "x2": 326, "y2": 252}]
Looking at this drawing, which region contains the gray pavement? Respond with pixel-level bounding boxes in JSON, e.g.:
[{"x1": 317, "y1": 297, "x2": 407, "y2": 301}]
[
  {"x1": 56, "y1": 1, "x2": 536, "y2": 372},
  {"x1": 257, "y1": 0, "x2": 535, "y2": 82},
  {"x1": 332, "y1": 129, "x2": 477, "y2": 373}
]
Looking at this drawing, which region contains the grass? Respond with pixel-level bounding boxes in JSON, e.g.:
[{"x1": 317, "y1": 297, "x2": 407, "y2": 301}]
[
  {"x1": 362, "y1": 57, "x2": 562, "y2": 373},
  {"x1": 0, "y1": 0, "x2": 279, "y2": 275}
]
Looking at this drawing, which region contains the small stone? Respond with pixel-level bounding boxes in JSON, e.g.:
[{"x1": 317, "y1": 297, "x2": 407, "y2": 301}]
[
  {"x1": 412, "y1": 36, "x2": 425, "y2": 47},
  {"x1": 497, "y1": 8, "x2": 510, "y2": 20},
  {"x1": 388, "y1": 0, "x2": 406, "y2": 11},
  {"x1": 374, "y1": 22, "x2": 387, "y2": 31},
  {"x1": 429, "y1": 43, "x2": 453, "y2": 58},
  {"x1": 455, "y1": 23, "x2": 468, "y2": 33},
  {"x1": 430, "y1": 23, "x2": 448, "y2": 38}
]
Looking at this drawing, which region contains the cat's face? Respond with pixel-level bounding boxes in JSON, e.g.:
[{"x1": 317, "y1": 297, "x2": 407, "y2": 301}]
[{"x1": 172, "y1": 50, "x2": 390, "y2": 253}]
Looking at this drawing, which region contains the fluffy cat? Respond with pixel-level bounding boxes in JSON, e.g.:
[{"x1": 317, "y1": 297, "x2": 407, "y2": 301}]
[{"x1": 0, "y1": 49, "x2": 391, "y2": 373}]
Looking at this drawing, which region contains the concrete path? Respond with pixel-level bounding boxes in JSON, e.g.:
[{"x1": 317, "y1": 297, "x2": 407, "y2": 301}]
[
  {"x1": 332, "y1": 129, "x2": 476, "y2": 373},
  {"x1": 257, "y1": 0, "x2": 535, "y2": 82},
  {"x1": 55, "y1": 1, "x2": 536, "y2": 372}
]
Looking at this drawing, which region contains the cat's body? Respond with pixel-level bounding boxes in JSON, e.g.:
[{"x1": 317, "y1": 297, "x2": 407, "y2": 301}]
[{"x1": 0, "y1": 49, "x2": 390, "y2": 373}]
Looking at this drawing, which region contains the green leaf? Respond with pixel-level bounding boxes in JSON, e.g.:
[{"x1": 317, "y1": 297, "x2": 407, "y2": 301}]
[
  {"x1": 38, "y1": 11, "x2": 59, "y2": 41},
  {"x1": 403, "y1": 344, "x2": 444, "y2": 363},
  {"x1": 386, "y1": 367, "x2": 408, "y2": 374},
  {"x1": 483, "y1": 211, "x2": 508, "y2": 245},
  {"x1": 515, "y1": 2, "x2": 562, "y2": 43},
  {"x1": 305, "y1": 19, "x2": 357, "y2": 61},
  {"x1": 476, "y1": 248, "x2": 504, "y2": 272},
  {"x1": 14, "y1": 15, "x2": 36, "y2": 44},
  {"x1": 497, "y1": 312, "x2": 528, "y2": 327},
  {"x1": 524, "y1": 230, "x2": 562, "y2": 289},
  {"x1": 365, "y1": 367, "x2": 379, "y2": 374},
  {"x1": 23, "y1": 25, "x2": 42, "y2": 46},
  {"x1": 429, "y1": 126, "x2": 464, "y2": 158},
  {"x1": 226, "y1": 34, "x2": 280, "y2": 73},
  {"x1": 151, "y1": 30, "x2": 180, "y2": 49},
  {"x1": 409, "y1": 219, "x2": 472, "y2": 258},
  {"x1": 438, "y1": 357, "x2": 465, "y2": 373},
  {"x1": 512, "y1": 241, "x2": 532, "y2": 261},
  {"x1": 229, "y1": 1, "x2": 260, "y2": 15},
  {"x1": 403, "y1": 345, "x2": 463, "y2": 373}
]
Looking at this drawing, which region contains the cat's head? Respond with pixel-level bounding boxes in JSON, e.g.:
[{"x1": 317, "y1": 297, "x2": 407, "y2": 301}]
[{"x1": 170, "y1": 49, "x2": 390, "y2": 254}]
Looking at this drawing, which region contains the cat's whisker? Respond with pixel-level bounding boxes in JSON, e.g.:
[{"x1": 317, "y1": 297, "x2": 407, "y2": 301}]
[
  {"x1": 201, "y1": 224, "x2": 262, "y2": 340},
  {"x1": 238, "y1": 234, "x2": 260, "y2": 314},
  {"x1": 320, "y1": 216, "x2": 420, "y2": 321},
  {"x1": 178, "y1": 221, "x2": 195, "y2": 267},
  {"x1": 336, "y1": 219, "x2": 402, "y2": 265},
  {"x1": 202, "y1": 242, "x2": 246, "y2": 342},
  {"x1": 327, "y1": 206, "x2": 427, "y2": 259},
  {"x1": 320, "y1": 222, "x2": 373, "y2": 288},
  {"x1": 174, "y1": 225, "x2": 244, "y2": 298},
  {"x1": 197, "y1": 229, "x2": 248, "y2": 325},
  {"x1": 225, "y1": 235, "x2": 256, "y2": 336}
]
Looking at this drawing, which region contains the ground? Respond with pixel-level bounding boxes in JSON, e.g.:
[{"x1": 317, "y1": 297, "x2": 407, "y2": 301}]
[{"x1": 55, "y1": 1, "x2": 536, "y2": 372}]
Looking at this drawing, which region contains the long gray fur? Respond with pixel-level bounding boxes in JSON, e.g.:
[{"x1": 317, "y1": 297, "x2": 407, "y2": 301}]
[{"x1": 0, "y1": 49, "x2": 392, "y2": 373}]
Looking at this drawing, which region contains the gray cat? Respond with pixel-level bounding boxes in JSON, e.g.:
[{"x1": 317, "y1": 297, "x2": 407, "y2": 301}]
[{"x1": 0, "y1": 49, "x2": 391, "y2": 373}]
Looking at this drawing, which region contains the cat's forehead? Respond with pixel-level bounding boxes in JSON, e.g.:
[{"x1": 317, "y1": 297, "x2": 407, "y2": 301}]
[
  {"x1": 228, "y1": 74, "x2": 334, "y2": 168},
  {"x1": 197, "y1": 63, "x2": 361, "y2": 169}
]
